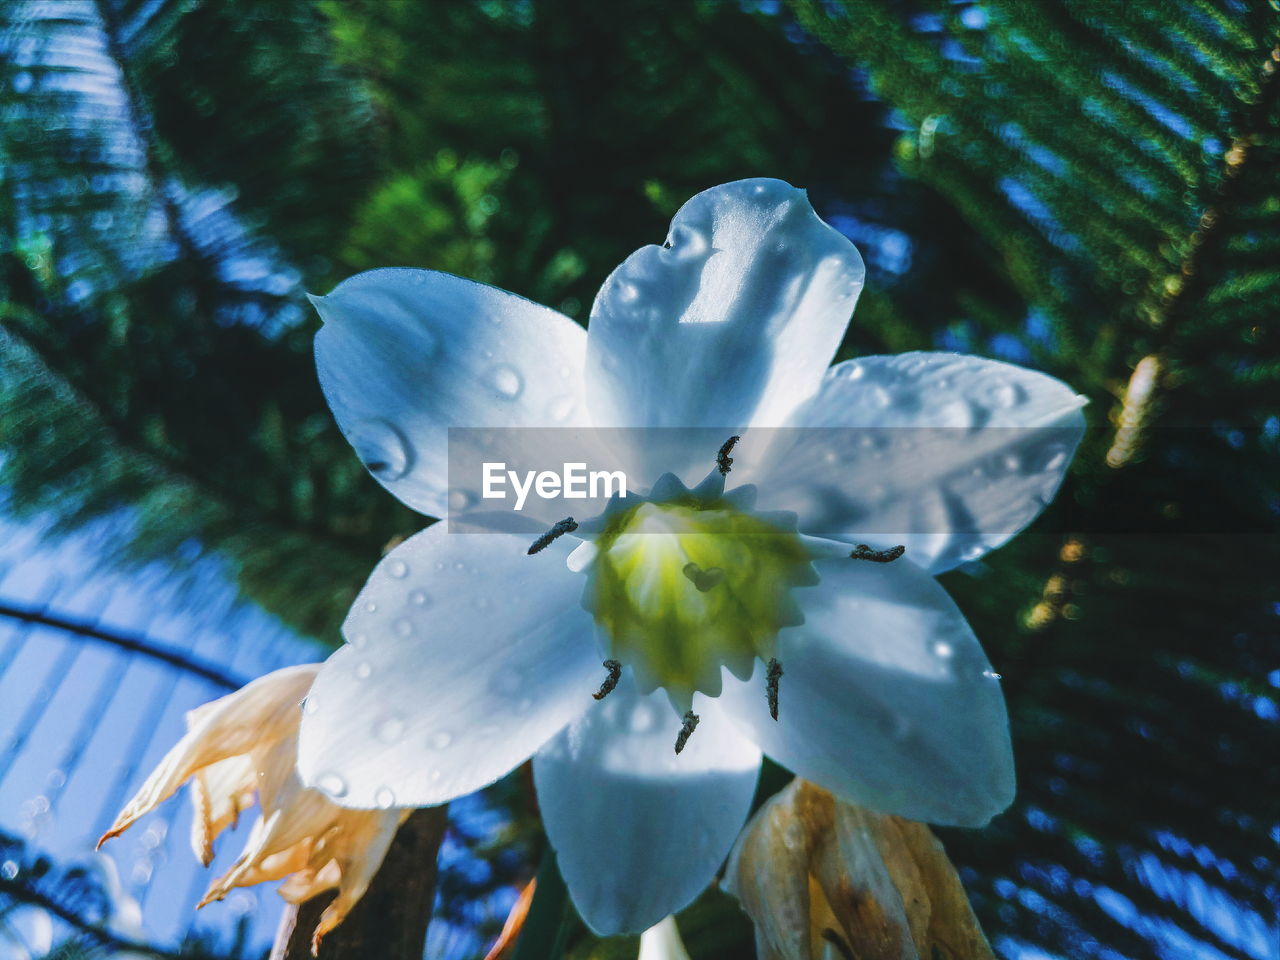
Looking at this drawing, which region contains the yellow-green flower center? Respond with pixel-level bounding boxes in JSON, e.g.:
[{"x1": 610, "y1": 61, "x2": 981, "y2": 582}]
[{"x1": 589, "y1": 497, "x2": 815, "y2": 710}]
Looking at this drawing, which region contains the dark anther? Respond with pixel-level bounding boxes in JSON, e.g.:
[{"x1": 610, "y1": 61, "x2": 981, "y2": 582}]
[
  {"x1": 527, "y1": 517, "x2": 578, "y2": 555},
  {"x1": 682, "y1": 561, "x2": 724, "y2": 592},
  {"x1": 766, "y1": 658, "x2": 783, "y2": 721},
  {"x1": 592, "y1": 660, "x2": 622, "y2": 701},
  {"x1": 849, "y1": 543, "x2": 906, "y2": 563},
  {"x1": 716, "y1": 435, "x2": 741, "y2": 475},
  {"x1": 674, "y1": 710, "x2": 700, "y2": 754},
  {"x1": 820, "y1": 929, "x2": 856, "y2": 960}
]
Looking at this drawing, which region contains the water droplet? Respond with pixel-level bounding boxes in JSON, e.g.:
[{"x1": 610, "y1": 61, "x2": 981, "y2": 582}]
[
  {"x1": 393, "y1": 618, "x2": 413, "y2": 638},
  {"x1": 447, "y1": 488, "x2": 476, "y2": 511},
  {"x1": 629, "y1": 704, "x2": 656, "y2": 733},
  {"x1": 866, "y1": 386, "x2": 891, "y2": 410},
  {"x1": 1002, "y1": 453, "x2": 1023, "y2": 473},
  {"x1": 375, "y1": 786, "x2": 396, "y2": 809},
  {"x1": 364, "y1": 601, "x2": 377, "y2": 614},
  {"x1": 355, "y1": 660, "x2": 374, "y2": 680},
  {"x1": 489, "y1": 364, "x2": 523, "y2": 399},
  {"x1": 350, "y1": 632, "x2": 369, "y2": 649},
  {"x1": 430, "y1": 731, "x2": 453, "y2": 750},
  {"x1": 409, "y1": 590, "x2": 430, "y2": 607},
  {"x1": 667, "y1": 224, "x2": 709, "y2": 259},
  {"x1": 349, "y1": 418, "x2": 412, "y2": 481},
  {"x1": 388, "y1": 559, "x2": 408, "y2": 579},
  {"x1": 376, "y1": 716, "x2": 405, "y2": 743},
  {"x1": 936, "y1": 399, "x2": 976, "y2": 431},
  {"x1": 434, "y1": 561, "x2": 447, "y2": 572},
  {"x1": 318, "y1": 773, "x2": 347, "y2": 799},
  {"x1": 1039, "y1": 447, "x2": 1068, "y2": 471},
  {"x1": 615, "y1": 280, "x2": 640, "y2": 303},
  {"x1": 842, "y1": 362, "x2": 865, "y2": 380},
  {"x1": 453, "y1": 561, "x2": 465, "y2": 571},
  {"x1": 989, "y1": 381, "x2": 1027, "y2": 409},
  {"x1": 931, "y1": 640, "x2": 954, "y2": 659},
  {"x1": 302, "y1": 696, "x2": 319, "y2": 715},
  {"x1": 984, "y1": 669, "x2": 1003, "y2": 681},
  {"x1": 429, "y1": 769, "x2": 442, "y2": 783},
  {"x1": 548, "y1": 395, "x2": 575, "y2": 422}
]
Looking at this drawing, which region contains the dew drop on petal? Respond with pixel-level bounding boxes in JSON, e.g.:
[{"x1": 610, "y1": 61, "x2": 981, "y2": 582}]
[
  {"x1": 989, "y1": 381, "x2": 1027, "y2": 408},
  {"x1": 842, "y1": 362, "x2": 865, "y2": 380},
  {"x1": 349, "y1": 418, "x2": 412, "y2": 481},
  {"x1": 364, "y1": 601, "x2": 377, "y2": 614},
  {"x1": 931, "y1": 640, "x2": 954, "y2": 659},
  {"x1": 984, "y1": 669, "x2": 1003, "y2": 680},
  {"x1": 409, "y1": 590, "x2": 430, "y2": 607},
  {"x1": 429, "y1": 769, "x2": 442, "y2": 783},
  {"x1": 393, "y1": 618, "x2": 413, "y2": 638},
  {"x1": 376, "y1": 716, "x2": 405, "y2": 743},
  {"x1": 447, "y1": 488, "x2": 476, "y2": 511},
  {"x1": 615, "y1": 280, "x2": 640, "y2": 304},
  {"x1": 866, "y1": 386, "x2": 892, "y2": 410},
  {"x1": 375, "y1": 787, "x2": 396, "y2": 809},
  {"x1": 429, "y1": 731, "x2": 453, "y2": 750},
  {"x1": 354, "y1": 661, "x2": 373, "y2": 680},
  {"x1": 937, "y1": 399, "x2": 976, "y2": 431},
  {"x1": 489, "y1": 364, "x2": 523, "y2": 399},
  {"x1": 388, "y1": 559, "x2": 409, "y2": 579},
  {"x1": 548, "y1": 395, "x2": 575, "y2": 422},
  {"x1": 1039, "y1": 447, "x2": 1068, "y2": 471},
  {"x1": 318, "y1": 773, "x2": 348, "y2": 799},
  {"x1": 302, "y1": 696, "x2": 319, "y2": 715},
  {"x1": 349, "y1": 632, "x2": 369, "y2": 649},
  {"x1": 434, "y1": 561, "x2": 446, "y2": 572},
  {"x1": 629, "y1": 703, "x2": 656, "y2": 734}
]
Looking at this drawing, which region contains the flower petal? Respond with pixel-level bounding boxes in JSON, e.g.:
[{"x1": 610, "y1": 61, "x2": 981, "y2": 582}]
[
  {"x1": 533, "y1": 681, "x2": 761, "y2": 934},
  {"x1": 718, "y1": 557, "x2": 1014, "y2": 827},
  {"x1": 586, "y1": 179, "x2": 863, "y2": 448},
  {"x1": 312, "y1": 268, "x2": 589, "y2": 518},
  {"x1": 98, "y1": 664, "x2": 317, "y2": 847},
  {"x1": 749, "y1": 352, "x2": 1086, "y2": 572},
  {"x1": 297, "y1": 525, "x2": 600, "y2": 808}
]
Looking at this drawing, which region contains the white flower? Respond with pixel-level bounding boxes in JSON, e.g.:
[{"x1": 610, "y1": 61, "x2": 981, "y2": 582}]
[
  {"x1": 98, "y1": 664, "x2": 407, "y2": 954},
  {"x1": 299, "y1": 179, "x2": 1085, "y2": 934}
]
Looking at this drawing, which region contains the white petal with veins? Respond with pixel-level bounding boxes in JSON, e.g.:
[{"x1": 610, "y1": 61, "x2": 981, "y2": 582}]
[
  {"x1": 313, "y1": 268, "x2": 589, "y2": 520},
  {"x1": 586, "y1": 179, "x2": 864, "y2": 481},
  {"x1": 298, "y1": 525, "x2": 600, "y2": 808},
  {"x1": 534, "y1": 680, "x2": 761, "y2": 934},
  {"x1": 719, "y1": 556, "x2": 1014, "y2": 827},
  {"x1": 747, "y1": 352, "x2": 1086, "y2": 572}
]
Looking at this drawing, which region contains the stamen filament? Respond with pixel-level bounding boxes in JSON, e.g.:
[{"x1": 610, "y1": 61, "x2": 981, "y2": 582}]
[
  {"x1": 527, "y1": 517, "x2": 579, "y2": 555},
  {"x1": 849, "y1": 543, "x2": 906, "y2": 563},
  {"x1": 592, "y1": 660, "x2": 622, "y2": 701},
  {"x1": 674, "y1": 710, "x2": 700, "y2": 754},
  {"x1": 766, "y1": 658, "x2": 783, "y2": 721}
]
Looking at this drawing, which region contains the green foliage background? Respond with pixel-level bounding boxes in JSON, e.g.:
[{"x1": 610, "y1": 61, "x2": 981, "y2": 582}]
[{"x1": 1, "y1": 1, "x2": 1277, "y2": 958}]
